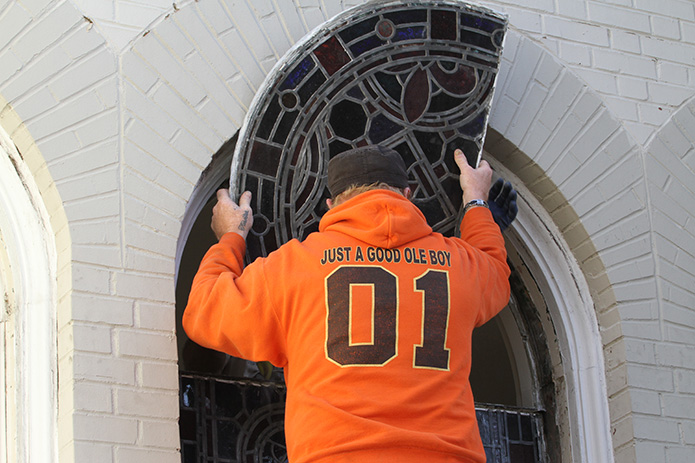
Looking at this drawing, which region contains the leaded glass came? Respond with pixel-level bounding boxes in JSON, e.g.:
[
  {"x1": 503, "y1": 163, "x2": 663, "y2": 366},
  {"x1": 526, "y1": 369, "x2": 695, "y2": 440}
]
[{"x1": 231, "y1": 0, "x2": 508, "y2": 261}]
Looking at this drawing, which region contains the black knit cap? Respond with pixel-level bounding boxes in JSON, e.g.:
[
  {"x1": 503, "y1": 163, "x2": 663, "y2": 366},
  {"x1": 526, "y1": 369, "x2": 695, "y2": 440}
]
[{"x1": 327, "y1": 145, "x2": 409, "y2": 197}]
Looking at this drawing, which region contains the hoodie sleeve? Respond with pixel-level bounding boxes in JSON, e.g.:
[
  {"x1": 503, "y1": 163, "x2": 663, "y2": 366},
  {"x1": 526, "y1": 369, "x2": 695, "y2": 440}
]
[
  {"x1": 182, "y1": 232, "x2": 288, "y2": 367},
  {"x1": 459, "y1": 206, "x2": 511, "y2": 326}
]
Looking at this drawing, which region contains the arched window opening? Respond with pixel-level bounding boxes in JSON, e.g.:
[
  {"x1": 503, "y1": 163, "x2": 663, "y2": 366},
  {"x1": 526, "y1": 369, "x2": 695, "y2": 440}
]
[
  {"x1": 0, "y1": 129, "x2": 58, "y2": 463},
  {"x1": 176, "y1": 2, "x2": 557, "y2": 462},
  {"x1": 0, "y1": 230, "x2": 15, "y2": 463},
  {"x1": 471, "y1": 295, "x2": 537, "y2": 409},
  {"x1": 176, "y1": 147, "x2": 555, "y2": 463}
]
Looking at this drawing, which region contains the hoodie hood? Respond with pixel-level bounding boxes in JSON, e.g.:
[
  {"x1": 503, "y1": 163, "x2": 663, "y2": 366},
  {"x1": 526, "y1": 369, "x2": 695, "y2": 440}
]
[{"x1": 319, "y1": 190, "x2": 432, "y2": 249}]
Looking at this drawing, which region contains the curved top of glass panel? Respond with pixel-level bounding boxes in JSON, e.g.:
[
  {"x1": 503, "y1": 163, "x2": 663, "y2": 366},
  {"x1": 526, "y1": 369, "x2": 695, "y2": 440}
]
[{"x1": 231, "y1": 0, "x2": 507, "y2": 261}]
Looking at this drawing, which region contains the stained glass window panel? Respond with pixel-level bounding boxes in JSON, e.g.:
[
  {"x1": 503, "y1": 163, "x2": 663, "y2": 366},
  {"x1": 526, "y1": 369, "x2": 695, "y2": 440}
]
[{"x1": 232, "y1": 0, "x2": 508, "y2": 263}]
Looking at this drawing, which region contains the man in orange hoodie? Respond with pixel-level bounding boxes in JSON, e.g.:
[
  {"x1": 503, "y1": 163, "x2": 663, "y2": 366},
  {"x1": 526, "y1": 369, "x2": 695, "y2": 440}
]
[{"x1": 184, "y1": 145, "x2": 513, "y2": 462}]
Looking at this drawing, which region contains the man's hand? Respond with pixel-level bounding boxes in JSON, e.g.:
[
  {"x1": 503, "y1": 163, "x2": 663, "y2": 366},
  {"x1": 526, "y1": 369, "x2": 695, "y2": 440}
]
[
  {"x1": 211, "y1": 189, "x2": 254, "y2": 240},
  {"x1": 454, "y1": 149, "x2": 492, "y2": 204},
  {"x1": 488, "y1": 178, "x2": 518, "y2": 232}
]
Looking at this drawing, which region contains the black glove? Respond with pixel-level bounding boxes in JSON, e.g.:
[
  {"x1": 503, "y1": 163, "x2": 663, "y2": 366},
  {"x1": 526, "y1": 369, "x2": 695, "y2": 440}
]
[{"x1": 488, "y1": 178, "x2": 518, "y2": 232}]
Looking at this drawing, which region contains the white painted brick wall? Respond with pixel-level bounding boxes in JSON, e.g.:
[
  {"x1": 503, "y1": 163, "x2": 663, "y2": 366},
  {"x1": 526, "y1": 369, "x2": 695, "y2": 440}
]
[
  {"x1": 0, "y1": 8, "x2": 181, "y2": 458},
  {"x1": 73, "y1": 412, "x2": 139, "y2": 445},
  {"x1": 115, "y1": 388, "x2": 178, "y2": 419},
  {"x1": 133, "y1": 37, "x2": 206, "y2": 107},
  {"x1": 480, "y1": 0, "x2": 695, "y2": 144},
  {"x1": 12, "y1": 2, "x2": 83, "y2": 63},
  {"x1": 1, "y1": 0, "x2": 695, "y2": 462},
  {"x1": 72, "y1": 352, "x2": 137, "y2": 386},
  {"x1": 112, "y1": 272, "x2": 175, "y2": 303},
  {"x1": 141, "y1": 419, "x2": 181, "y2": 449},
  {"x1": 139, "y1": 359, "x2": 178, "y2": 389},
  {"x1": 71, "y1": 293, "x2": 134, "y2": 326},
  {"x1": 71, "y1": 441, "x2": 114, "y2": 462},
  {"x1": 114, "y1": 447, "x2": 180, "y2": 462},
  {"x1": 490, "y1": 26, "x2": 693, "y2": 461}
]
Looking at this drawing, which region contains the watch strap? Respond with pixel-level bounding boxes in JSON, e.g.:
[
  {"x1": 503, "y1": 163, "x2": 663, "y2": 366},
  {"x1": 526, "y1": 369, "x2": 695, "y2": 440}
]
[{"x1": 463, "y1": 199, "x2": 489, "y2": 214}]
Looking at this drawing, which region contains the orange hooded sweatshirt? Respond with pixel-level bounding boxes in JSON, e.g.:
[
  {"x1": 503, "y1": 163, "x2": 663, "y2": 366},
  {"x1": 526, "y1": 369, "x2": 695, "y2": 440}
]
[{"x1": 184, "y1": 189, "x2": 510, "y2": 463}]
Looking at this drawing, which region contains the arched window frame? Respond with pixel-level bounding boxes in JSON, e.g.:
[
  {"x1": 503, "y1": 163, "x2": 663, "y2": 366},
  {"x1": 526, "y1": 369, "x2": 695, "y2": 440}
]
[
  {"x1": 0, "y1": 126, "x2": 58, "y2": 462},
  {"x1": 492, "y1": 158, "x2": 615, "y2": 463}
]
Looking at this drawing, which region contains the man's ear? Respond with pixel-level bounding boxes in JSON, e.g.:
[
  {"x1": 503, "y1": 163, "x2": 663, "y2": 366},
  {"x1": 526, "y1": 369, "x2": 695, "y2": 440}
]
[
  {"x1": 404, "y1": 187, "x2": 412, "y2": 200},
  {"x1": 326, "y1": 198, "x2": 334, "y2": 210}
]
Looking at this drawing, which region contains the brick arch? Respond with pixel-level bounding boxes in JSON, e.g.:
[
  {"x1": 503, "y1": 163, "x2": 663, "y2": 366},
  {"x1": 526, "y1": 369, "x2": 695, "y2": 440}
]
[
  {"x1": 124, "y1": 2, "x2": 658, "y2": 460},
  {"x1": 644, "y1": 96, "x2": 695, "y2": 357},
  {"x1": 487, "y1": 29, "x2": 657, "y2": 460},
  {"x1": 126, "y1": 4, "x2": 645, "y2": 332},
  {"x1": 0, "y1": 100, "x2": 70, "y2": 283},
  {"x1": 0, "y1": 100, "x2": 72, "y2": 460},
  {"x1": 0, "y1": 115, "x2": 65, "y2": 463}
]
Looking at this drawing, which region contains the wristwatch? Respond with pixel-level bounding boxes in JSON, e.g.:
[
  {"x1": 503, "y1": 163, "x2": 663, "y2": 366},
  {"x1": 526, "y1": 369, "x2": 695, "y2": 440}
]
[{"x1": 463, "y1": 199, "x2": 489, "y2": 214}]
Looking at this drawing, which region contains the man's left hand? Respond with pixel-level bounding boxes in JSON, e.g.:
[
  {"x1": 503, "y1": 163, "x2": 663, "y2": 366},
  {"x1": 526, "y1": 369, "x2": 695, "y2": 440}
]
[
  {"x1": 211, "y1": 189, "x2": 254, "y2": 240},
  {"x1": 488, "y1": 178, "x2": 518, "y2": 232}
]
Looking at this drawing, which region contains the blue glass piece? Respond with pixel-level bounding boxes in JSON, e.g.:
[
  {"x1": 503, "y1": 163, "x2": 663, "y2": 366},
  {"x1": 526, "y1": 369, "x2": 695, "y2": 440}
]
[
  {"x1": 459, "y1": 112, "x2": 487, "y2": 137},
  {"x1": 347, "y1": 86, "x2": 364, "y2": 100},
  {"x1": 460, "y1": 14, "x2": 502, "y2": 33},
  {"x1": 369, "y1": 113, "x2": 403, "y2": 144},
  {"x1": 393, "y1": 26, "x2": 426, "y2": 42},
  {"x1": 280, "y1": 57, "x2": 316, "y2": 90},
  {"x1": 480, "y1": 18, "x2": 503, "y2": 34},
  {"x1": 349, "y1": 35, "x2": 382, "y2": 56}
]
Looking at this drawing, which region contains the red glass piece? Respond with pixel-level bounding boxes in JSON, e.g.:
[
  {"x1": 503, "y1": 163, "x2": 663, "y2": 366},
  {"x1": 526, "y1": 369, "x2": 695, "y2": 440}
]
[
  {"x1": 431, "y1": 9, "x2": 457, "y2": 40},
  {"x1": 430, "y1": 63, "x2": 476, "y2": 96},
  {"x1": 376, "y1": 19, "x2": 395, "y2": 39},
  {"x1": 313, "y1": 36, "x2": 351, "y2": 76},
  {"x1": 403, "y1": 68, "x2": 430, "y2": 122}
]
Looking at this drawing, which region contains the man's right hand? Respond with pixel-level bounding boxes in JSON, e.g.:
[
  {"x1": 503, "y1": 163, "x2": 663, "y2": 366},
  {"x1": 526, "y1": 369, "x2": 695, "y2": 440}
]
[
  {"x1": 211, "y1": 189, "x2": 254, "y2": 240},
  {"x1": 454, "y1": 149, "x2": 493, "y2": 204}
]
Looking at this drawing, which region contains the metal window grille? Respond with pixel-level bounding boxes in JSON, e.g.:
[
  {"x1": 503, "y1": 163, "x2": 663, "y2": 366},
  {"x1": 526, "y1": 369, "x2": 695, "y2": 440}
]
[{"x1": 180, "y1": 374, "x2": 545, "y2": 463}]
